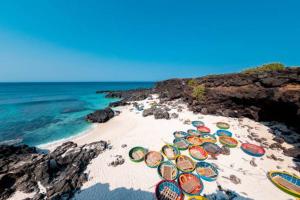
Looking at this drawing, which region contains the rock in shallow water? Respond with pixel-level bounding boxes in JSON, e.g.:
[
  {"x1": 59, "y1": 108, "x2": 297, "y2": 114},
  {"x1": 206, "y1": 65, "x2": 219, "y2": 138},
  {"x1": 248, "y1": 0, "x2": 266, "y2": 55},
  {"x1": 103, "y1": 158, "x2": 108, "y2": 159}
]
[{"x1": 86, "y1": 107, "x2": 114, "y2": 123}]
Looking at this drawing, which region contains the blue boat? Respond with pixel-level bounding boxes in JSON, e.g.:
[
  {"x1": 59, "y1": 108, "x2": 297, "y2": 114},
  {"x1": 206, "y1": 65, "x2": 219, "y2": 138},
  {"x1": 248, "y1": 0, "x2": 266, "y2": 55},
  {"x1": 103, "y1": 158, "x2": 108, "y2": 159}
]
[
  {"x1": 155, "y1": 180, "x2": 184, "y2": 200},
  {"x1": 187, "y1": 129, "x2": 202, "y2": 136},
  {"x1": 192, "y1": 121, "x2": 205, "y2": 128},
  {"x1": 216, "y1": 130, "x2": 233, "y2": 137},
  {"x1": 195, "y1": 161, "x2": 218, "y2": 181},
  {"x1": 173, "y1": 131, "x2": 188, "y2": 139}
]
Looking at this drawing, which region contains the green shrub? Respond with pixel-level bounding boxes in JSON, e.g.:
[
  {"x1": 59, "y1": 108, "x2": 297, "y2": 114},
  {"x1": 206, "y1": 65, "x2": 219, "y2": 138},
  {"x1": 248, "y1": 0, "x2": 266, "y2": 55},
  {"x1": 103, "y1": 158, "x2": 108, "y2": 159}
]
[
  {"x1": 192, "y1": 85, "x2": 205, "y2": 101},
  {"x1": 187, "y1": 79, "x2": 198, "y2": 87},
  {"x1": 243, "y1": 63, "x2": 285, "y2": 74}
]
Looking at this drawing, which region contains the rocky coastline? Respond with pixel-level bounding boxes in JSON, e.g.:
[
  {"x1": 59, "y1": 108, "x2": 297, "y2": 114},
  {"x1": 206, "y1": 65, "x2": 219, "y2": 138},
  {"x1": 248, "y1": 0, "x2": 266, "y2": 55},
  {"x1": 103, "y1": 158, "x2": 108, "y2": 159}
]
[
  {"x1": 100, "y1": 67, "x2": 300, "y2": 131},
  {"x1": 1, "y1": 67, "x2": 299, "y2": 199},
  {"x1": 0, "y1": 141, "x2": 108, "y2": 200}
]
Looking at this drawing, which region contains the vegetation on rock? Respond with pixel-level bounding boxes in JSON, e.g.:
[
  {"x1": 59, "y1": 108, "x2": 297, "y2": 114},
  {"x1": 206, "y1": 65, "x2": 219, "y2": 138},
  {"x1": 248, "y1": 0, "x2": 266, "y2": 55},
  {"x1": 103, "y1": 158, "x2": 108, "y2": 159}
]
[
  {"x1": 192, "y1": 85, "x2": 206, "y2": 101},
  {"x1": 187, "y1": 79, "x2": 198, "y2": 87},
  {"x1": 243, "y1": 63, "x2": 285, "y2": 74}
]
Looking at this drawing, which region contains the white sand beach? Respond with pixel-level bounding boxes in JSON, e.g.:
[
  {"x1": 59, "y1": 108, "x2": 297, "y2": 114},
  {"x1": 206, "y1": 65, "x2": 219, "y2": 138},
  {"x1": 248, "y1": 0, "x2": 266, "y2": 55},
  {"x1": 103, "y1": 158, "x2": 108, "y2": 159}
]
[{"x1": 34, "y1": 96, "x2": 299, "y2": 200}]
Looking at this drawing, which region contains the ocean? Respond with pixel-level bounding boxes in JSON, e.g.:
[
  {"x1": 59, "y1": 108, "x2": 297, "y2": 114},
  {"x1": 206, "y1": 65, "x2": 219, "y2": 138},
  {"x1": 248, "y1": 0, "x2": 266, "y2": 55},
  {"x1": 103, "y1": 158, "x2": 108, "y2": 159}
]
[{"x1": 0, "y1": 82, "x2": 154, "y2": 146}]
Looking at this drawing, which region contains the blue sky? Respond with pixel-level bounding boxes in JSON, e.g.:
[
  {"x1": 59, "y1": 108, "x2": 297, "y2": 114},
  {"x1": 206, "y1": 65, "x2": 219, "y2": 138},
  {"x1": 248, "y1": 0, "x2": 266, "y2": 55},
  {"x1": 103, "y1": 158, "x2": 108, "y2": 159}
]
[{"x1": 0, "y1": 0, "x2": 299, "y2": 81}]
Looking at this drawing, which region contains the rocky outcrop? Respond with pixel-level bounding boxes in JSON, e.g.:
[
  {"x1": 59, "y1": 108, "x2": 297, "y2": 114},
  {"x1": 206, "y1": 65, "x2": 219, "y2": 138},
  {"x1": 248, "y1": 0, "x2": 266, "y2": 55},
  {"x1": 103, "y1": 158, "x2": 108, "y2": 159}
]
[
  {"x1": 86, "y1": 107, "x2": 114, "y2": 123},
  {"x1": 0, "y1": 141, "x2": 108, "y2": 200},
  {"x1": 155, "y1": 67, "x2": 300, "y2": 130},
  {"x1": 97, "y1": 88, "x2": 153, "y2": 102},
  {"x1": 142, "y1": 107, "x2": 170, "y2": 120},
  {"x1": 109, "y1": 100, "x2": 129, "y2": 107}
]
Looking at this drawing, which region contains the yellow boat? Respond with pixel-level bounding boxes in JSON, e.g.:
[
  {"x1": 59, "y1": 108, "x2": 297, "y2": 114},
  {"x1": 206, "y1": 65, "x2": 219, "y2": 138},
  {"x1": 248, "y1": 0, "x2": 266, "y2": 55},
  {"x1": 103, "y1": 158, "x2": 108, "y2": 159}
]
[
  {"x1": 188, "y1": 196, "x2": 208, "y2": 200},
  {"x1": 268, "y1": 171, "x2": 300, "y2": 198}
]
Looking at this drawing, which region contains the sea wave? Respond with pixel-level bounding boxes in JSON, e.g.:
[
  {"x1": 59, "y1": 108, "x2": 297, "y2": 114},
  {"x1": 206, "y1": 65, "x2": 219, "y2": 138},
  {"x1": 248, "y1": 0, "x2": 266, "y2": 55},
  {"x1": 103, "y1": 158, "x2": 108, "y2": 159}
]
[
  {"x1": 3, "y1": 98, "x2": 78, "y2": 106},
  {"x1": 0, "y1": 138, "x2": 23, "y2": 145}
]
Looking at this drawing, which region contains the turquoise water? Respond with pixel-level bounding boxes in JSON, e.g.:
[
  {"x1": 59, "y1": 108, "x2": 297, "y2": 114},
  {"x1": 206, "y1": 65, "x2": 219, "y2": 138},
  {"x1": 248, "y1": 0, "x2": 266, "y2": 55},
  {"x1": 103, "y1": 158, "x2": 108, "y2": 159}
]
[{"x1": 0, "y1": 82, "x2": 154, "y2": 146}]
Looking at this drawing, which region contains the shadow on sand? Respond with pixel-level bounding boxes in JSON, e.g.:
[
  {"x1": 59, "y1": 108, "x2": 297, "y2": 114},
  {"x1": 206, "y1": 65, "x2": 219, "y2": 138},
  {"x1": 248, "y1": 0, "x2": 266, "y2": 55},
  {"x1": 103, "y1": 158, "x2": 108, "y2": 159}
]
[
  {"x1": 73, "y1": 183, "x2": 154, "y2": 200},
  {"x1": 73, "y1": 182, "x2": 253, "y2": 200},
  {"x1": 204, "y1": 189, "x2": 254, "y2": 200}
]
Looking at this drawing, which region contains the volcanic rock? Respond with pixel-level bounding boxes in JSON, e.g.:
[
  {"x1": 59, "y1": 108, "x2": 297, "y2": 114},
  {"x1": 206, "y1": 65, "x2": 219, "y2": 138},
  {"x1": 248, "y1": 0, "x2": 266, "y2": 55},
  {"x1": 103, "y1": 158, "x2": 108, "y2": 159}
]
[
  {"x1": 86, "y1": 107, "x2": 114, "y2": 123},
  {"x1": 0, "y1": 141, "x2": 107, "y2": 200}
]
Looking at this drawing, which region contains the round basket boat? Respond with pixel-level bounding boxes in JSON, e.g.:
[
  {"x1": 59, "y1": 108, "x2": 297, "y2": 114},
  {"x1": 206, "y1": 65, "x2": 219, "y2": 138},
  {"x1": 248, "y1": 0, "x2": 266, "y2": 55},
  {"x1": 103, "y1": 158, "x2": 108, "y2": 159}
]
[
  {"x1": 188, "y1": 146, "x2": 208, "y2": 161},
  {"x1": 175, "y1": 155, "x2": 196, "y2": 172},
  {"x1": 187, "y1": 196, "x2": 208, "y2": 200},
  {"x1": 201, "y1": 142, "x2": 222, "y2": 156},
  {"x1": 178, "y1": 173, "x2": 204, "y2": 196},
  {"x1": 187, "y1": 129, "x2": 202, "y2": 136},
  {"x1": 129, "y1": 146, "x2": 147, "y2": 162},
  {"x1": 157, "y1": 161, "x2": 179, "y2": 181},
  {"x1": 216, "y1": 122, "x2": 230, "y2": 129},
  {"x1": 200, "y1": 134, "x2": 217, "y2": 144},
  {"x1": 219, "y1": 136, "x2": 238, "y2": 148},
  {"x1": 197, "y1": 126, "x2": 211, "y2": 133},
  {"x1": 155, "y1": 180, "x2": 184, "y2": 200},
  {"x1": 241, "y1": 143, "x2": 265, "y2": 157},
  {"x1": 195, "y1": 161, "x2": 219, "y2": 181},
  {"x1": 173, "y1": 131, "x2": 188, "y2": 139},
  {"x1": 268, "y1": 171, "x2": 300, "y2": 198},
  {"x1": 216, "y1": 130, "x2": 233, "y2": 137},
  {"x1": 145, "y1": 151, "x2": 164, "y2": 168},
  {"x1": 161, "y1": 144, "x2": 180, "y2": 160},
  {"x1": 186, "y1": 136, "x2": 204, "y2": 146},
  {"x1": 173, "y1": 138, "x2": 189, "y2": 150},
  {"x1": 192, "y1": 121, "x2": 205, "y2": 128}
]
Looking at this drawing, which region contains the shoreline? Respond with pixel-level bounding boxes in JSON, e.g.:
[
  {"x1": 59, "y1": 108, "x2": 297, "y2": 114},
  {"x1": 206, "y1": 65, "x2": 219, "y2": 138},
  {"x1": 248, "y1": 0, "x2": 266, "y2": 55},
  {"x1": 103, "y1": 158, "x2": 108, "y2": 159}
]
[
  {"x1": 40, "y1": 106, "x2": 124, "y2": 151},
  {"x1": 37, "y1": 123, "x2": 98, "y2": 151}
]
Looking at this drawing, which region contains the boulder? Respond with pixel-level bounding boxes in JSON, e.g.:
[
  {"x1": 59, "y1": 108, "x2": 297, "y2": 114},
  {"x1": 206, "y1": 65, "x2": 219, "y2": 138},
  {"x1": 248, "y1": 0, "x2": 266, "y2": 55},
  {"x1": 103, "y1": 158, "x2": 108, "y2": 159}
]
[
  {"x1": 171, "y1": 113, "x2": 179, "y2": 119},
  {"x1": 86, "y1": 107, "x2": 114, "y2": 123},
  {"x1": 154, "y1": 109, "x2": 170, "y2": 120},
  {"x1": 109, "y1": 100, "x2": 129, "y2": 107},
  {"x1": 142, "y1": 108, "x2": 154, "y2": 117},
  {"x1": 284, "y1": 147, "x2": 300, "y2": 159}
]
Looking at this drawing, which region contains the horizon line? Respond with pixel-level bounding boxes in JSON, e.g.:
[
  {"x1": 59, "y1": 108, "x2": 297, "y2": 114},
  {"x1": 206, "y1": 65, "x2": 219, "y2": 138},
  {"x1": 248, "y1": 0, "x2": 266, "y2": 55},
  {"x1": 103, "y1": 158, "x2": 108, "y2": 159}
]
[{"x1": 0, "y1": 81, "x2": 158, "y2": 83}]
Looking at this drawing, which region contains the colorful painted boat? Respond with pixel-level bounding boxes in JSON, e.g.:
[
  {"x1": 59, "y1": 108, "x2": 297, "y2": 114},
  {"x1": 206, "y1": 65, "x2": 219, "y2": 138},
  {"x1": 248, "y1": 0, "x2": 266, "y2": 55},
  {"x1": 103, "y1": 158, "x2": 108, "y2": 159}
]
[
  {"x1": 201, "y1": 142, "x2": 222, "y2": 156},
  {"x1": 216, "y1": 122, "x2": 230, "y2": 129},
  {"x1": 268, "y1": 171, "x2": 300, "y2": 198},
  {"x1": 145, "y1": 151, "x2": 164, "y2": 168},
  {"x1": 178, "y1": 173, "x2": 204, "y2": 196},
  {"x1": 161, "y1": 144, "x2": 180, "y2": 160},
  {"x1": 188, "y1": 196, "x2": 208, "y2": 200},
  {"x1": 188, "y1": 146, "x2": 208, "y2": 161},
  {"x1": 219, "y1": 136, "x2": 238, "y2": 148},
  {"x1": 200, "y1": 133, "x2": 217, "y2": 143},
  {"x1": 241, "y1": 143, "x2": 265, "y2": 157},
  {"x1": 186, "y1": 136, "x2": 204, "y2": 146},
  {"x1": 157, "y1": 161, "x2": 179, "y2": 181},
  {"x1": 129, "y1": 146, "x2": 147, "y2": 162},
  {"x1": 173, "y1": 131, "x2": 188, "y2": 139},
  {"x1": 155, "y1": 180, "x2": 184, "y2": 200},
  {"x1": 216, "y1": 129, "x2": 233, "y2": 137},
  {"x1": 192, "y1": 121, "x2": 205, "y2": 128},
  {"x1": 173, "y1": 138, "x2": 189, "y2": 150},
  {"x1": 195, "y1": 161, "x2": 219, "y2": 181},
  {"x1": 175, "y1": 155, "x2": 196, "y2": 172},
  {"x1": 197, "y1": 126, "x2": 211, "y2": 133},
  {"x1": 187, "y1": 129, "x2": 202, "y2": 136}
]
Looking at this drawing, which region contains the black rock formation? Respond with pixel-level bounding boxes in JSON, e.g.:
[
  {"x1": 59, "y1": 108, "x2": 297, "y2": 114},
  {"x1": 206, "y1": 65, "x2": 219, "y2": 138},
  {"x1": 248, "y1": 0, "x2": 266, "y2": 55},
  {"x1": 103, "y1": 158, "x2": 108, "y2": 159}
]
[
  {"x1": 0, "y1": 141, "x2": 107, "y2": 200},
  {"x1": 86, "y1": 107, "x2": 114, "y2": 123}
]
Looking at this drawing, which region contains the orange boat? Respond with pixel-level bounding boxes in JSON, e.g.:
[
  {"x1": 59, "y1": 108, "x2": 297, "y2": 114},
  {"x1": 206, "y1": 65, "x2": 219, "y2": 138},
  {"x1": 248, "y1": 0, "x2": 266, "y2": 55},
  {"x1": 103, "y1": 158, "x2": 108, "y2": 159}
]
[{"x1": 178, "y1": 173, "x2": 204, "y2": 195}]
